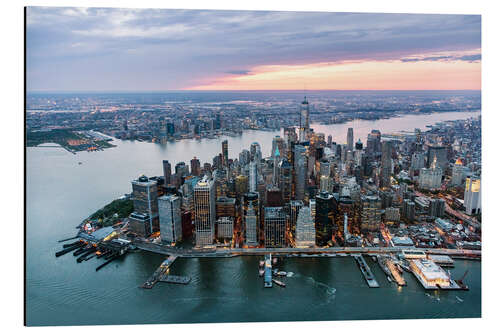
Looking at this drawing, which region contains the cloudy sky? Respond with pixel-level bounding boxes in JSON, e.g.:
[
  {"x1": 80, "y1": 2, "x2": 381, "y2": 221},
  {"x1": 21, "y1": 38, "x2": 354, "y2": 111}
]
[{"x1": 26, "y1": 7, "x2": 481, "y2": 91}]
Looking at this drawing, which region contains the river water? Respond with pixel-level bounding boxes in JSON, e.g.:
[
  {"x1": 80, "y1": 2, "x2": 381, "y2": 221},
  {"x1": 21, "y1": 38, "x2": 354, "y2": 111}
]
[{"x1": 26, "y1": 111, "x2": 481, "y2": 326}]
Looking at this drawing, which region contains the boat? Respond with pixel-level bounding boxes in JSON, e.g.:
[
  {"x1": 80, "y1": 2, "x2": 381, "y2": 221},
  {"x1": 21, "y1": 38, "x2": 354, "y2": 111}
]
[
  {"x1": 286, "y1": 272, "x2": 294, "y2": 277},
  {"x1": 259, "y1": 269, "x2": 264, "y2": 277},
  {"x1": 272, "y1": 279, "x2": 286, "y2": 288},
  {"x1": 259, "y1": 260, "x2": 264, "y2": 267},
  {"x1": 277, "y1": 271, "x2": 287, "y2": 276}
]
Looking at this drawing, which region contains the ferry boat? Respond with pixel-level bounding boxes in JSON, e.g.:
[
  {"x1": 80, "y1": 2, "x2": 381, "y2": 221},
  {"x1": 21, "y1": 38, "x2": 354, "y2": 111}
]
[{"x1": 272, "y1": 279, "x2": 286, "y2": 288}]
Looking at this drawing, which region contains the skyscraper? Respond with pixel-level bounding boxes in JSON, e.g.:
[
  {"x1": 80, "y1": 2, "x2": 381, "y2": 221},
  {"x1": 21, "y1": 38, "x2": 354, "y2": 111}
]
[
  {"x1": 347, "y1": 127, "x2": 354, "y2": 151},
  {"x1": 366, "y1": 130, "x2": 381, "y2": 156},
  {"x1": 222, "y1": 140, "x2": 229, "y2": 168},
  {"x1": 162, "y1": 160, "x2": 172, "y2": 185},
  {"x1": 190, "y1": 156, "x2": 201, "y2": 176},
  {"x1": 360, "y1": 195, "x2": 382, "y2": 232},
  {"x1": 243, "y1": 192, "x2": 259, "y2": 246},
  {"x1": 158, "y1": 194, "x2": 182, "y2": 244},
  {"x1": 295, "y1": 206, "x2": 315, "y2": 248},
  {"x1": 250, "y1": 142, "x2": 261, "y2": 162},
  {"x1": 464, "y1": 176, "x2": 481, "y2": 215},
  {"x1": 278, "y1": 158, "x2": 292, "y2": 202},
  {"x1": 315, "y1": 191, "x2": 334, "y2": 246},
  {"x1": 249, "y1": 161, "x2": 258, "y2": 192},
  {"x1": 264, "y1": 207, "x2": 287, "y2": 248},
  {"x1": 194, "y1": 176, "x2": 216, "y2": 246},
  {"x1": 380, "y1": 141, "x2": 392, "y2": 188},
  {"x1": 294, "y1": 144, "x2": 307, "y2": 200},
  {"x1": 131, "y1": 175, "x2": 159, "y2": 233},
  {"x1": 299, "y1": 96, "x2": 310, "y2": 141}
]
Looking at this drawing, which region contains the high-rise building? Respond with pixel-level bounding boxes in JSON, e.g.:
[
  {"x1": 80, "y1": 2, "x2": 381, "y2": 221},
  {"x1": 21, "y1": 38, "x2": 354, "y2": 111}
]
[
  {"x1": 235, "y1": 175, "x2": 249, "y2": 198},
  {"x1": 249, "y1": 161, "x2": 258, "y2": 192},
  {"x1": 158, "y1": 194, "x2": 182, "y2": 244},
  {"x1": 380, "y1": 141, "x2": 392, "y2": 188},
  {"x1": 320, "y1": 175, "x2": 333, "y2": 193},
  {"x1": 315, "y1": 191, "x2": 334, "y2": 246},
  {"x1": 279, "y1": 159, "x2": 292, "y2": 202},
  {"x1": 239, "y1": 149, "x2": 250, "y2": 166},
  {"x1": 384, "y1": 207, "x2": 400, "y2": 222},
  {"x1": 272, "y1": 145, "x2": 280, "y2": 185},
  {"x1": 162, "y1": 160, "x2": 172, "y2": 185},
  {"x1": 264, "y1": 207, "x2": 287, "y2": 248},
  {"x1": 128, "y1": 212, "x2": 152, "y2": 237},
  {"x1": 360, "y1": 195, "x2": 382, "y2": 231},
  {"x1": 419, "y1": 164, "x2": 442, "y2": 190},
  {"x1": 175, "y1": 162, "x2": 189, "y2": 178},
  {"x1": 429, "y1": 198, "x2": 445, "y2": 218},
  {"x1": 366, "y1": 130, "x2": 381, "y2": 156},
  {"x1": 299, "y1": 96, "x2": 310, "y2": 142},
  {"x1": 216, "y1": 216, "x2": 234, "y2": 240},
  {"x1": 347, "y1": 127, "x2": 354, "y2": 151},
  {"x1": 243, "y1": 192, "x2": 259, "y2": 246},
  {"x1": 131, "y1": 175, "x2": 159, "y2": 232},
  {"x1": 464, "y1": 176, "x2": 481, "y2": 215},
  {"x1": 190, "y1": 157, "x2": 201, "y2": 176},
  {"x1": 193, "y1": 176, "x2": 216, "y2": 246},
  {"x1": 295, "y1": 206, "x2": 315, "y2": 248},
  {"x1": 216, "y1": 196, "x2": 236, "y2": 218},
  {"x1": 451, "y1": 161, "x2": 467, "y2": 186},
  {"x1": 294, "y1": 144, "x2": 307, "y2": 200},
  {"x1": 222, "y1": 140, "x2": 229, "y2": 168},
  {"x1": 403, "y1": 199, "x2": 416, "y2": 222},
  {"x1": 288, "y1": 200, "x2": 303, "y2": 243},
  {"x1": 427, "y1": 145, "x2": 448, "y2": 171},
  {"x1": 250, "y1": 142, "x2": 261, "y2": 163}
]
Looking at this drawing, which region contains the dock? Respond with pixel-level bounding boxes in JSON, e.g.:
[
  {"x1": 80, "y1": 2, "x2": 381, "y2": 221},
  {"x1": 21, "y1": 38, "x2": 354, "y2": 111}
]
[
  {"x1": 353, "y1": 254, "x2": 379, "y2": 288},
  {"x1": 264, "y1": 254, "x2": 272, "y2": 288},
  {"x1": 141, "y1": 255, "x2": 189, "y2": 289}
]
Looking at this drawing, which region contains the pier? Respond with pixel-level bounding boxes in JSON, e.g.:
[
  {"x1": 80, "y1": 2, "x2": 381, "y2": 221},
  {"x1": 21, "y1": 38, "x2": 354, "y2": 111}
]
[
  {"x1": 141, "y1": 255, "x2": 188, "y2": 289},
  {"x1": 353, "y1": 254, "x2": 379, "y2": 288}
]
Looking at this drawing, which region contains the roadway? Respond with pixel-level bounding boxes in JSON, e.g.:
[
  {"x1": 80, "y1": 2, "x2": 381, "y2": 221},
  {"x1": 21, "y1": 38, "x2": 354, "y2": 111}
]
[{"x1": 134, "y1": 240, "x2": 480, "y2": 259}]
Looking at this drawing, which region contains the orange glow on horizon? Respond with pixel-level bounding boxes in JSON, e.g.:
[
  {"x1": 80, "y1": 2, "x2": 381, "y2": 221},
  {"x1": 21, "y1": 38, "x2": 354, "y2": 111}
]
[{"x1": 188, "y1": 53, "x2": 481, "y2": 91}]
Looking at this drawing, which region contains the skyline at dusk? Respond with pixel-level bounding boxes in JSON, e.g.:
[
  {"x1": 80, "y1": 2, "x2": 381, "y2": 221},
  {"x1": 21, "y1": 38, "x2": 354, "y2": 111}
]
[{"x1": 26, "y1": 7, "x2": 481, "y2": 92}]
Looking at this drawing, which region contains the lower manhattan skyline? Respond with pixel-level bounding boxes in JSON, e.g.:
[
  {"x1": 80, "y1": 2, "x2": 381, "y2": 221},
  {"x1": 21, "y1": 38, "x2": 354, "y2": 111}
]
[{"x1": 24, "y1": 4, "x2": 482, "y2": 328}]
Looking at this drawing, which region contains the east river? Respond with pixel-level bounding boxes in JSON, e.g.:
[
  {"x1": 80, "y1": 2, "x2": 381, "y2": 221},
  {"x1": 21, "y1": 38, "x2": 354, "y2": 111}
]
[{"x1": 26, "y1": 111, "x2": 481, "y2": 326}]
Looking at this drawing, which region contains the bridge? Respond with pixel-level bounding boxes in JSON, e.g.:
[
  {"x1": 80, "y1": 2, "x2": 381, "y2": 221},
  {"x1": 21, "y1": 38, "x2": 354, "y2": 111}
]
[{"x1": 134, "y1": 241, "x2": 480, "y2": 259}]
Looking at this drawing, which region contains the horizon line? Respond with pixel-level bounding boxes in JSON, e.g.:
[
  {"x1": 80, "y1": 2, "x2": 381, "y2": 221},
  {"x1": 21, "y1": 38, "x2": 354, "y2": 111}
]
[{"x1": 27, "y1": 89, "x2": 482, "y2": 94}]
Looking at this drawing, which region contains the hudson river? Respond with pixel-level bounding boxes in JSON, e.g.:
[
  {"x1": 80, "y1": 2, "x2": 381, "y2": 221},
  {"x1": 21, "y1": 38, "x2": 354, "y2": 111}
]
[{"x1": 26, "y1": 111, "x2": 481, "y2": 326}]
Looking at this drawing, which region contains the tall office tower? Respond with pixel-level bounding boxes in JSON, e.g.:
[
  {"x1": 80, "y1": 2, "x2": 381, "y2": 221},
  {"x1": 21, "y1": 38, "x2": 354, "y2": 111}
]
[
  {"x1": 288, "y1": 200, "x2": 304, "y2": 243},
  {"x1": 158, "y1": 194, "x2": 182, "y2": 244},
  {"x1": 250, "y1": 142, "x2": 262, "y2": 162},
  {"x1": 264, "y1": 207, "x2": 287, "y2": 248},
  {"x1": 284, "y1": 127, "x2": 297, "y2": 148},
  {"x1": 402, "y1": 199, "x2": 416, "y2": 222},
  {"x1": 193, "y1": 176, "x2": 216, "y2": 246},
  {"x1": 380, "y1": 141, "x2": 393, "y2": 188},
  {"x1": 158, "y1": 117, "x2": 168, "y2": 144},
  {"x1": 419, "y1": 159, "x2": 442, "y2": 190},
  {"x1": 294, "y1": 144, "x2": 307, "y2": 200},
  {"x1": 235, "y1": 175, "x2": 249, "y2": 198},
  {"x1": 366, "y1": 130, "x2": 382, "y2": 156},
  {"x1": 249, "y1": 161, "x2": 258, "y2": 192},
  {"x1": 190, "y1": 157, "x2": 201, "y2": 176},
  {"x1": 355, "y1": 139, "x2": 363, "y2": 151},
  {"x1": 130, "y1": 175, "x2": 159, "y2": 234},
  {"x1": 427, "y1": 145, "x2": 448, "y2": 171},
  {"x1": 384, "y1": 207, "x2": 400, "y2": 222},
  {"x1": 295, "y1": 206, "x2": 315, "y2": 247},
  {"x1": 327, "y1": 135, "x2": 333, "y2": 148},
  {"x1": 410, "y1": 152, "x2": 426, "y2": 173},
  {"x1": 239, "y1": 149, "x2": 250, "y2": 166},
  {"x1": 162, "y1": 160, "x2": 172, "y2": 185},
  {"x1": 320, "y1": 175, "x2": 333, "y2": 193},
  {"x1": 216, "y1": 216, "x2": 234, "y2": 240},
  {"x1": 279, "y1": 159, "x2": 293, "y2": 202},
  {"x1": 360, "y1": 195, "x2": 382, "y2": 232},
  {"x1": 315, "y1": 191, "x2": 334, "y2": 246},
  {"x1": 175, "y1": 162, "x2": 189, "y2": 178},
  {"x1": 299, "y1": 96, "x2": 310, "y2": 141},
  {"x1": 451, "y1": 160, "x2": 467, "y2": 186},
  {"x1": 273, "y1": 146, "x2": 280, "y2": 185},
  {"x1": 265, "y1": 185, "x2": 283, "y2": 207},
  {"x1": 222, "y1": 140, "x2": 229, "y2": 168},
  {"x1": 335, "y1": 191, "x2": 357, "y2": 236},
  {"x1": 464, "y1": 176, "x2": 481, "y2": 215},
  {"x1": 212, "y1": 154, "x2": 222, "y2": 171},
  {"x1": 347, "y1": 128, "x2": 354, "y2": 151},
  {"x1": 429, "y1": 198, "x2": 445, "y2": 218},
  {"x1": 319, "y1": 158, "x2": 331, "y2": 177},
  {"x1": 243, "y1": 192, "x2": 260, "y2": 246}
]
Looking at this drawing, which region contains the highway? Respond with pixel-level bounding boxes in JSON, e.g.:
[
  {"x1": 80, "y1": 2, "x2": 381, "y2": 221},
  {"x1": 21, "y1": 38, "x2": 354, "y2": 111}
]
[{"x1": 134, "y1": 240, "x2": 480, "y2": 259}]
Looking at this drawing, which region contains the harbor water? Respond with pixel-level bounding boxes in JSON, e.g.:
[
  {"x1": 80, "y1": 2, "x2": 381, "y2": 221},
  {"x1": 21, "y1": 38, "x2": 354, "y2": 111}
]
[{"x1": 26, "y1": 111, "x2": 481, "y2": 326}]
